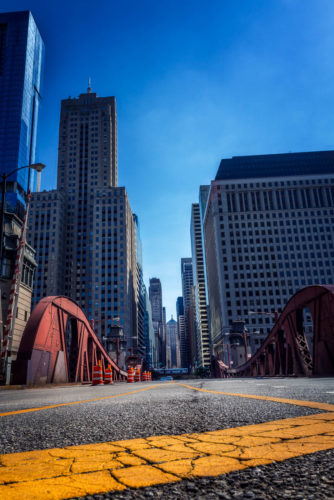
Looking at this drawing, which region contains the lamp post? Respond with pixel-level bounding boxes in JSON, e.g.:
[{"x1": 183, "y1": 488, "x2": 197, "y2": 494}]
[{"x1": 0, "y1": 163, "x2": 45, "y2": 276}]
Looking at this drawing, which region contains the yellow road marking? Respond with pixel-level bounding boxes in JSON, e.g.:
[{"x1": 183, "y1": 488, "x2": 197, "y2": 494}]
[
  {"x1": 2, "y1": 381, "x2": 334, "y2": 417},
  {"x1": 176, "y1": 382, "x2": 334, "y2": 412},
  {"x1": 0, "y1": 412, "x2": 334, "y2": 499},
  {"x1": 0, "y1": 385, "x2": 162, "y2": 417}
]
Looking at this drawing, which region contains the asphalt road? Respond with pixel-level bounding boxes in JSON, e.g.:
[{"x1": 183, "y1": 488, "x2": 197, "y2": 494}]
[{"x1": 1, "y1": 378, "x2": 334, "y2": 499}]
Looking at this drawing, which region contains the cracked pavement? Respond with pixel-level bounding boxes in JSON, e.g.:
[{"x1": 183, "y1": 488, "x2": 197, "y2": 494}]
[{"x1": 0, "y1": 378, "x2": 334, "y2": 499}]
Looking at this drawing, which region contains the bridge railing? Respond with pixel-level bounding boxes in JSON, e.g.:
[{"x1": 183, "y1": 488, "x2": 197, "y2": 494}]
[{"x1": 224, "y1": 285, "x2": 334, "y2": 377}]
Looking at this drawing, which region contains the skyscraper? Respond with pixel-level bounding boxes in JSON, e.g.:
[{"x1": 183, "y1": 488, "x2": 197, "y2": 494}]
[
  {"x1": 0, "y1": 11, "x2": 45, "y2": 206},
  {"x1": 0, "y1": 11, "x2": 44, "y2": 382},
  {"x1": 143, "y1": 286, "x2": 156, "y2": 369},
  {"x1": 203, "y1": 151, "x2": 334, "y2": 360},
  {"x1": 133, "y1": 214, "x2": 146, "y2": 357},
  {"x1": 190, "y1": 203, "x2": 210, "y2": 368},
  {"x1": 180, "y1": 257, "x2": 193, "y2": 369},
  {"x1": 166, "y1": 316, "x2": 179, "y2": 368},
  {"x1": 149, "y1": 277, "x2": 165, "y2": 366},
  {"x1": 28, "y1": 88, "x2": 139, "y2": 353},
  {"x1": 56, "y1": 89, "x2": 118, "y2": 309},
  {"x1": 176, "y1": 296, "x2": 185, "y2": 367}
]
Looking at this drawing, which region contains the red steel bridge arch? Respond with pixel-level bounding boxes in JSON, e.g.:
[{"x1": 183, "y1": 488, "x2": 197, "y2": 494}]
[
  {"x1": 12, "y1": 296, "x2": 127, "y2": 385},
  {"x1": 227, "y1": 285, "x2": 334, "y2": 377}
]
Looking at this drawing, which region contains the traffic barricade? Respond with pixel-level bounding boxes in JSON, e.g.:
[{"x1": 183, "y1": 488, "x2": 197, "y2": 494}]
[
  {"x1": 92, "y1": 361, "x2": 104, "y2": 386},
  {"x1": 104, "y1": 365, "x2": 113, "y2": 384},
  {"x1": 127, "y1": 366, "x2": 134, "y2": 383},
  {"x1": 134, "y1": 366, "x2": 141, "y2": 382}
]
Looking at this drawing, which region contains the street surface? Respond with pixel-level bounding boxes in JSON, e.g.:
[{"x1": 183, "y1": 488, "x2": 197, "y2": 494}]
[{"x1": 0, "y1": 378, "x2": 334, "y2": 499}]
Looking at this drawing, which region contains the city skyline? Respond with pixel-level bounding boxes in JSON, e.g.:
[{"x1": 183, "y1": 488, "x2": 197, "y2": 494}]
[{"x1": 2, "y1": 0, "x2": 334, "y2": 318}]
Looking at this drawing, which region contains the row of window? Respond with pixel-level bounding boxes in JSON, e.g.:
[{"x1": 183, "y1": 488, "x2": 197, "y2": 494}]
[
  {"x1": 222, "y1": 177, "x2": 333, "y2": 189},
  {"x1": 224, "y1": 186, "x2": 334, "y2": 213}
]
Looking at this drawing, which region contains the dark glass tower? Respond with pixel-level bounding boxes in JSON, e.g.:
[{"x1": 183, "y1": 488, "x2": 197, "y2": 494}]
[{"x1": 0, "y1": 11, "x2": 45, "y2": 214}]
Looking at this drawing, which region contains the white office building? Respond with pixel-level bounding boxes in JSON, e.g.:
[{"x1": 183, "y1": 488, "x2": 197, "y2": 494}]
[{"x1": 203, "y1": 151, "x2": 334, "y2": 359}]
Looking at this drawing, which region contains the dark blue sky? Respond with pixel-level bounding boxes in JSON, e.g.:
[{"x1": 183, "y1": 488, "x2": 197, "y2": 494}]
[{"x1": 2, "y1": 0, "x2": 334, "y2": 317}]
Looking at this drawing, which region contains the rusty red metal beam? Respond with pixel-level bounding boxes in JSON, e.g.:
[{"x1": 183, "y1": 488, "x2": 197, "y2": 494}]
[
  {"x1": 227, "y1": 285, "x2": 334, "y2": 377},
  {"x1": 12, "y1": 296, "x2": 127, "y2": 385}
]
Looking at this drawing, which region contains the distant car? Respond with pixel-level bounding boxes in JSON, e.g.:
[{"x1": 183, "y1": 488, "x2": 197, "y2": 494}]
[
  {"x1": 160, "y1": 377, "x2": 166, "y2": 381},
  {"x1": 166, "y1": 375, "x2": 173, "y2": 381}
]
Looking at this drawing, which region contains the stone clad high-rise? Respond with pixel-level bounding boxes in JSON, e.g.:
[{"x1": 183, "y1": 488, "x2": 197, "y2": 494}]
[
  {"x1": 180, "y1": 257, "x2": 193, "y2": 369},
  {"x1": 166, "y1": 316, "x2": 180, "y2": 368},
  {"x1": 57, "y1": 89, "x2": 118, "y2": 310},
  {"x1": 203, "y1": 151, "x2": 334, "y2": 362},
  {"x1": 28, "y1": 88, "x2": 141, "y2": 353},
  {"x1": 190, "y1": 203, "x2": 210, "y2": 368}
]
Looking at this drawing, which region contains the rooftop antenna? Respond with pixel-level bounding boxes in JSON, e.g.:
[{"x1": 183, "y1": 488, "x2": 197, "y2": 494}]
[{"x1": 87, "y1": 77, "x2": 92, "y2": 93}]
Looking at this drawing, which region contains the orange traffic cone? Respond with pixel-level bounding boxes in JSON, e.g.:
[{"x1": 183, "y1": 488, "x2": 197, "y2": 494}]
[
  {"x1": 127, "y1": 366, "x2": 134, "y2": 383},
  {"x1": 148, "y1": 371, "x2": 152, "y2": 381},
  {"x1": 92, "y1": 361, "x2": 104, "y2": 386},
  {"x1": 134, "y1": 366, "x2": 141, "y2": 382},
  {"x1": 104, "y1": 365, "x2": 113, "y2": 384}
]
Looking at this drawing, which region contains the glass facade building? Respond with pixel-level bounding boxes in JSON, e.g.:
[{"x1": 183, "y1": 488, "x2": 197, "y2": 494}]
[{"x1": 0, "y1": 11, "x2": 44, "y2": 214}]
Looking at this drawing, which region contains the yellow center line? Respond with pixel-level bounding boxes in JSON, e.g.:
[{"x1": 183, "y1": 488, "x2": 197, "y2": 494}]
[
  {"x1": 2, "y1": 381, "x2": 334, "y2": 417},
  {"x1": 0, "y1": 384, "x2": 167, "y2": 417},
  {"x1": 175, "y1": 382, "x2": 334, "y2": 412},
  {"x1": 0, "y1": 411, "x2": 334, "y2": 499}
]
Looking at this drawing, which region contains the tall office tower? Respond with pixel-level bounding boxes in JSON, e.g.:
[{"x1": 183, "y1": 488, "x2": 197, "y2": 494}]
[
  {"x1": 57, "y1": 90, "x2": 117, "y2": 304},
  {"x1": 143, "y1": 286, "x2": 156, "y2": 369},
  {"x1": 180, "y1": 258, "x2": 193, "y2": 369},
  {"x1": 176, "y1": 296, "x2": 185, "y2": 367},
  {"x1": 0, "y1": 11, "x2": 45, "y2": 204},
  {"x1": 28, "y1": 89, "x2": 139, "y2": 354},
  {"x1": 203, "y1": 151, "x2": 334, "y2": 358},
  {"x1": 189, "y1": 285, "x2": 198, "y2": 367},
  {"x1": 133, "y1": 214, "x2": 146, "y2": 357},
  {"x1": 166, "y1": 316, "x2": 179, "y2": 368},
  {"x1": 162, "y1": 306, "x2": 167, "y2": 366},
  {"x1": 199, "y1": 185, "x2": 210, "y2": 298},
  {"x1": 0, "y1": 11, "x2": 44, "y2": 379},
  {"x1": 190, "y1": 203, "x2": 210, "y2": 368},
  {"x1": 149, "y1": 277, "x2": 164, "y2": 366},
  {"x1": 28, "y1": 190, "x2": 65, "y2": 307}
]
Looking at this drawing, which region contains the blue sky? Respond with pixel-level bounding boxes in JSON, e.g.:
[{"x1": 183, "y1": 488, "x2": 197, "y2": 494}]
[{"x1": 3, "y1": 0, "x2": 334, "y2": 319}]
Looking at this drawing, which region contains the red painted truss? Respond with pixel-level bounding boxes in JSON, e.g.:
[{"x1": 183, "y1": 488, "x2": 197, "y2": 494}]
[
  {"x1": 12, "y1": 296, "x2": 127, "y2": 385},
  {"x1": 230, "y1": 285, "x2": 334, "y2": 377}
]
